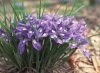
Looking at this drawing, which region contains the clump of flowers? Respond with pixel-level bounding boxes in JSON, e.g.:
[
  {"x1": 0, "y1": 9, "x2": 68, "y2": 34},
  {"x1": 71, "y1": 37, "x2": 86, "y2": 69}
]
[
  {"x1": 0, "y1": 14, "x2": 89, "y2": 72},
  {"x1": 0, "y1": 0, "x2": 89, "y2": 73},
  {"x1": 14, "y1": 14, "x2": 88, "y2": 54}
]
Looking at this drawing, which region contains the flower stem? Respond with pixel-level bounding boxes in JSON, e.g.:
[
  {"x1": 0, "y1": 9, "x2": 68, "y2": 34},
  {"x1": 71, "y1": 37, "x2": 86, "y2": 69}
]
[{"x1": 36, "y1": 51, "x2": 40, "y2": 73}]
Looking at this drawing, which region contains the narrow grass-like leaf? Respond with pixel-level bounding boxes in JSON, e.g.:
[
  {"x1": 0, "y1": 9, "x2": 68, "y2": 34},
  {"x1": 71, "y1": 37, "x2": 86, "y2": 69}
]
[
  {"x1": 0, "y1": 38, "x2": 20, "y2": 68},
  {"x1": 9, "y1": 0, "x2": 19, "y2": 20},
  {"x1": 68, "y1": 0, "x2": 85, "y2": 16},
  {"x1": 70, "y1": 5, "x2": 85, "y2": 15},
  {"x1": 36, "y1": 51, "x2": 40, "y2": 73},
  {"x1": 28, "y1": 42, "x2": 35, "y2": 67},
  {"x1": 13, "y1": 52, "x2": 22, "y2": 69}
]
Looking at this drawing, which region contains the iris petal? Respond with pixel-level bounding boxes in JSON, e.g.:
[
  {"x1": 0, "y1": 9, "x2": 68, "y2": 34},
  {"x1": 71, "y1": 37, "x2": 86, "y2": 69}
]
[
  {"x1": 0, "y1": 29, "x2": 5, "y2": 36},
  {"x1": 32, "y1": 40, "x2": 41, "y2": 51},
  {"x1": 18, "y1": 40, "x2": 27, "y2": 54}
]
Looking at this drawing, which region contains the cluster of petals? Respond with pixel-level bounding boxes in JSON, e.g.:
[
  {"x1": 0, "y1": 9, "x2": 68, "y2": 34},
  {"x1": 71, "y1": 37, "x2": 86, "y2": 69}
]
[{"x1": 0, "y1": 14, "x2": 89, "y2": 55}]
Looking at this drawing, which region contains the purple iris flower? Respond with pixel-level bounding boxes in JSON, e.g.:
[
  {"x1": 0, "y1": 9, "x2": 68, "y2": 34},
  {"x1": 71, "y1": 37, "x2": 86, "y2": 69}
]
[
  {"x1": 74, "y1": 35, "x2": 89, "y2": 45},
  {"x1": 0, "y1": 29, "x2": 9, "y2": 42},
  {"x1": 0, "y1": 29, "x2": 6, "y2": 37},
  {"x1": 32, "y1": 40, "x2": 41, "y2": 51},
  {"x1": 83, "y1": 50, "x2": 90, "y2": 58},
  {"x1": 79, "y1": 46, "x2": 90, "y2": 58},
  {"x1": 18, "y1": 40, "x2": 27, "y2": 54},
  {"x1": 69, "y1": 43, "x2": 78, "y2": 49}
]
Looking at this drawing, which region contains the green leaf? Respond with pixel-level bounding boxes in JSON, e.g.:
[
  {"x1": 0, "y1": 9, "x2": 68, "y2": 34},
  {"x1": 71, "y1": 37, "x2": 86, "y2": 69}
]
[
  {"x1": 28, "y1": 42, "x2": 34, "y2": 67},
  {"x1": 0, "y1": 39, "x2": 19, "y2": 68},
  {"x1": 13, "y1": 52, "x2": 22, "y2": 69},
  {"x1": 70, "y1": 5, "x2": 85, "y2": 15},
  {"x1": 67, "y1": 0, "x2": 85, "y2": 16},
  {"x1": 9, "y1": 0, "x2": 19, "y2": 20}
]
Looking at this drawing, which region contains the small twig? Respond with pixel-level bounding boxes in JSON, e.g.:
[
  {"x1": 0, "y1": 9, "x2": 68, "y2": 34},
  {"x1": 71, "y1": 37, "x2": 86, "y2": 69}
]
[{"x1": 88, "y1": 34, "x2": 100, "y2": 38}]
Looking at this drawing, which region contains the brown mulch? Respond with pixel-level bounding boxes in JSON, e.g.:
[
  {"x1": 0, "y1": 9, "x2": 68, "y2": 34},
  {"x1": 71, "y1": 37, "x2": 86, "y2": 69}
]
[{"x1": 71, "y1": 5, "x2": 100, "y2": 73}]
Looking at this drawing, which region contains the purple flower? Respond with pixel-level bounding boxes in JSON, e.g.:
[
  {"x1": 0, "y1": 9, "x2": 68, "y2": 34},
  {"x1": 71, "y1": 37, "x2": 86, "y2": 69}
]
[
  {"x1": 74, "y1": 35, "x2": 89, "y2": 45},
  {"x1": 32, "y1": 40, "x2": 41, "y2": 51},
  {"x1": 27, "y1": 30, "x2": 34, "y2": 39},
  {"x1": 83, "y1": 50, "x2": 90, "y2": 58},
  {"x1": 0, "y1": 29, "x2": 6, "y2": 37},
  {"x1": 0, "y1": 29, "x2": 9, "y2": 42},
  {"x1": 18, "y1": 40, "x2": 27, "y2": 54},
  {"x1": 79, "y1": 46, "x2": 90, "y2": 58},
  {"x1": 69, "y1": 43, "x2": 77, "y2": 48}
]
